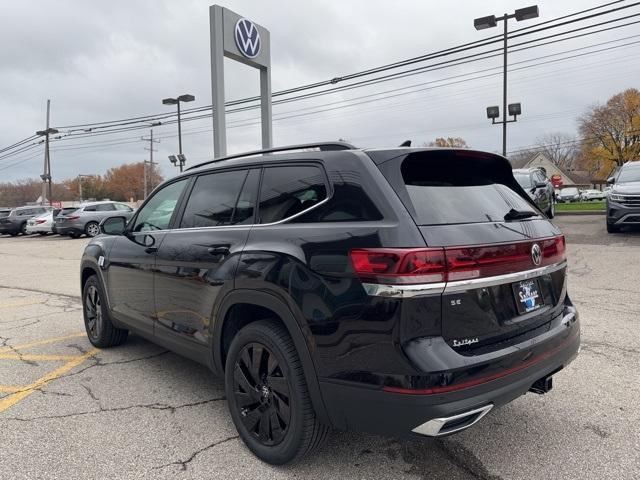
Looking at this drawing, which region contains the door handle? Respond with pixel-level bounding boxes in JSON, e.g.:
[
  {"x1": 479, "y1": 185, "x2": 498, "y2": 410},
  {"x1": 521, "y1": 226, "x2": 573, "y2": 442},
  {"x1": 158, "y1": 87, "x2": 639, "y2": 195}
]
[
  {"x1": 207, "y1": 246, "x2": 229, "y2": 256},
  {"x1": 144, "y1": 247, "x2": 158, "y2": 254}
]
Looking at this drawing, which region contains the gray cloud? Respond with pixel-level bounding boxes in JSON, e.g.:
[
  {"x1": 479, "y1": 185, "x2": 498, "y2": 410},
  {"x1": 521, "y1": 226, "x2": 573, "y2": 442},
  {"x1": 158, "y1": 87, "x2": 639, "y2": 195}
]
[{"x1": 1, "y1": 0, "x2": 638, "y2": 184}]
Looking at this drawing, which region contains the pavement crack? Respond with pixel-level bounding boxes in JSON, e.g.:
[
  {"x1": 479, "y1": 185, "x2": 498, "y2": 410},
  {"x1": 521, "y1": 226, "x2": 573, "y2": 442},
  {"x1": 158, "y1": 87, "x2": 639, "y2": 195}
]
[
  {"x1": 152, "y1": 435, "x2": 239, "y2": 471},
  {"x1": 2, "y1": 396, "x2": 227, "y2": 422}
]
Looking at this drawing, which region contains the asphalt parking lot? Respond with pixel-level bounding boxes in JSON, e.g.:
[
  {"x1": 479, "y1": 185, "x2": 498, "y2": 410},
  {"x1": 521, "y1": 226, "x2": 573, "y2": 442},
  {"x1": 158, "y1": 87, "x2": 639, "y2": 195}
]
[{"x1": 0, "y1": 216, "x2": 639, "y2": 480}]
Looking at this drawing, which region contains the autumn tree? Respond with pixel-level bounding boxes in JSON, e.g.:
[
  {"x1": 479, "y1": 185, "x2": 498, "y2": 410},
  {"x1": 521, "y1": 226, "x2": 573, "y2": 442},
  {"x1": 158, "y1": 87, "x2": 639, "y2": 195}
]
[
  {"x1": 578, "y1": 88, "x2": 640, "y2": 176},
  {"x1": 534, "y1": 132, "x2": 579, "y2": 170},
  {"x1": 423, "y1": 137, "x2": 469, "y2": 148},
  {"x1": 103, "y1": 162, "x2": 163, "y2": 202}
]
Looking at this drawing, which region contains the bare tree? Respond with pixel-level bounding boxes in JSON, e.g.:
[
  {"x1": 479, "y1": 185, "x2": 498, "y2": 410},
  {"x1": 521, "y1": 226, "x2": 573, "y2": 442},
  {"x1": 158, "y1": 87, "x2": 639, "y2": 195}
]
[{"x1": 534, "y1": 133, "x2": 579, "y2": 170}]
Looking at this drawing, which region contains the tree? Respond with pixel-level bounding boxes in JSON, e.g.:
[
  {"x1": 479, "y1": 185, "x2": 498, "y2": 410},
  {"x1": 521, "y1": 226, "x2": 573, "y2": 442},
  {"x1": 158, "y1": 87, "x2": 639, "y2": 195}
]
[
  {"x1": 423, "y1": 137, "x2": 469, "y2": 148},
  {"x1": 534, "y1": 132, "x2": 579, "y2": 170},
  {"x1": 103, "y1": 162, "x2": 163, "y2": 202},
  {"x1": 579, "y1": 88, "x2": 640, "y2": 173}
]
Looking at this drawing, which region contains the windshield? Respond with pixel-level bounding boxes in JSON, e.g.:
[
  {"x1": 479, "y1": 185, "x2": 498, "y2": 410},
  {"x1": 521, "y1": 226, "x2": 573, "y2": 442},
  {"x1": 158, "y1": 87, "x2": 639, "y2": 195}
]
[
  {"x1": 513, "y1": 172, "x2": 532, "y2": 189},
  {"x1": 0, "y1": 210, "x2": 10, "y2": 218},
  {"x1": 618, "y1": 166, "x2": 640, "y2": 183},
  {"x1": 561, "y1": 188, "x2": 578, "y2": 195}
]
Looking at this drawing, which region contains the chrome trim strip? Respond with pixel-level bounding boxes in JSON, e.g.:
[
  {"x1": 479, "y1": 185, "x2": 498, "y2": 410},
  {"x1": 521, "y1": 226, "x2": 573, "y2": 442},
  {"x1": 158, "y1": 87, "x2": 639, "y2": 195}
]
[
  {"x1": 362, "y1": 261, "x2": 567, "y2": 298},
  {"x1": 412, "y1": 404, "x2": 493, "y2": 437},
  {"x1": 444, "y1": 260, "x2": 567, "y2": 293},
  {"x1": 361, "y1": 282, "x2": 446, "y2": 298},
  {"x1": 616, "y1": 214, "x2": 640, "y2": 225}
]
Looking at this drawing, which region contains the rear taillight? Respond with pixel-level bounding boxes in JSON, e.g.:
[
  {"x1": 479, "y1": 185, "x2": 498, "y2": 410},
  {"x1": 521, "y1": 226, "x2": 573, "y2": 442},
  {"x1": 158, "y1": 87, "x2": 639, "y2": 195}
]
[
  {"x1": 350, "y1": 248, "x2": 446, "y2": 284},
  {"x1": 350, "y1": 235, "x2": 565, "y2": 285},
  {"x1": 35, "y1": 219, "x2": 47, "y2": 224},
  {"x1": 66, "y1": 215, "x2": 80, "y2": 220}
]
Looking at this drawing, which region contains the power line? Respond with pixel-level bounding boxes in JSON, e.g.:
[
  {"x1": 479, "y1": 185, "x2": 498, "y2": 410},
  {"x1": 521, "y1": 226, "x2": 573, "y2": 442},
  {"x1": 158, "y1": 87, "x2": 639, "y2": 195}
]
[{"x1": 42, "y1": 1, "x2": 640, "y2": 133}]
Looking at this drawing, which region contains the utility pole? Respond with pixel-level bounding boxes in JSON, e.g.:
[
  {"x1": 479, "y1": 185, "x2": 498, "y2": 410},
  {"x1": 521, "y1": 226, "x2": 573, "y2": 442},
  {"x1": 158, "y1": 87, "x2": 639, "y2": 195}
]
[
  {"x1": 36, "y1": 100, "x2": 59, "y2": 206},
  {"x1": 142, "y1": 129, "x2": 160, "y2": 199},
  {"x1": 77, "y1": 174, "x2": 94, "y2": 203}
]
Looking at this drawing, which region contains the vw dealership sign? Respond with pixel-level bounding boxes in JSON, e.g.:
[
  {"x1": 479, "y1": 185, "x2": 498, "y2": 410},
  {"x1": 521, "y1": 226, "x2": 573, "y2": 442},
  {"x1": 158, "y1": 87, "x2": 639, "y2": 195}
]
[
  {"x1": 235, "y1": 18, "x2": 261, "y2": 58},
  {"x1": 210, "y1": 5, "x2": 272, "y2": 157}
]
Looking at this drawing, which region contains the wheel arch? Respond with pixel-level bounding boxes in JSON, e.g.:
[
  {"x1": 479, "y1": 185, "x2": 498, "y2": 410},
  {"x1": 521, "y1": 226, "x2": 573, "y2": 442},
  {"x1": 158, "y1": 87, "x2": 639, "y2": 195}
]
[{"x1": 214, "y1": 289, "x2": 330, "y2": 425}]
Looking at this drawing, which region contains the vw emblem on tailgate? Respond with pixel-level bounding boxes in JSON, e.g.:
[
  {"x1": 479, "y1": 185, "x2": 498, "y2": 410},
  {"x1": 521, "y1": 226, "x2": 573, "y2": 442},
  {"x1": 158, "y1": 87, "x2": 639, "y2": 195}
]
[
  {"x1": 531, "y1": 243, "x2": 542, "y2": 266},
  {"x1": 235, "y1": 18, "x2": 261, "y2": 58}
]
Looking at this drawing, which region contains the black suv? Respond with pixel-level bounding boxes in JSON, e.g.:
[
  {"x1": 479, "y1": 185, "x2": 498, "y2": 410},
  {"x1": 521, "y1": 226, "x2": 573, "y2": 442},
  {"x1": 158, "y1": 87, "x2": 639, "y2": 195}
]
[
  {"x1": 512, "y1": 167, "x2": 555, "y2": 218},
  {"x1": 80, "y1": 143, "x2": 579, "y2": 464},
  {"x1": 606, "y1": 161, "x2": 640, "y2": 233}
]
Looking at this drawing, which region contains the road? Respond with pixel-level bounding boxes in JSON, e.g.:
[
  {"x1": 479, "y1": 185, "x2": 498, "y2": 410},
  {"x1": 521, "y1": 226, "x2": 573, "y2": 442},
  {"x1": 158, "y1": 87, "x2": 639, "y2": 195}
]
[{"x1": 0, "y1": 217, "x2": 639, "y2": 479}]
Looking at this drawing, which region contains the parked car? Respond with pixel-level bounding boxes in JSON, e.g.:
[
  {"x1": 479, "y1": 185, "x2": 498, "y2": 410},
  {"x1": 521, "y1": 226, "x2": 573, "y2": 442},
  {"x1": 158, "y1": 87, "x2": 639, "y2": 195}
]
[
  {"x1": 26, "y1": 210, "x2": 58, "y2": 235},
  {"x1": 55, "y1": 201, "x2": 134, "y2": 238},
  {"x1": 606, "y1": 161, "x2": 640, "y2": 233},
  {"x1": 579, "y1": 189, "x2": 605, "y2": 201},
  {"x1": 0, "y1": 206, "x2": 51, "y2": 236},
  {"x1": 512, "y1": 167, "x2": 555, "y2": 218},
  {"x1": 80, "y1": 143, "x2": 579, "y2": 465},
  {"x1": 557, "y1": 187, "x2": 581, "y2": 203},
  {"x1": 0, "y1": 209, "x2": 12, "y2": 234},
  {"x1": 602, "y1": 186, "x2": 613, "y2": 197}
]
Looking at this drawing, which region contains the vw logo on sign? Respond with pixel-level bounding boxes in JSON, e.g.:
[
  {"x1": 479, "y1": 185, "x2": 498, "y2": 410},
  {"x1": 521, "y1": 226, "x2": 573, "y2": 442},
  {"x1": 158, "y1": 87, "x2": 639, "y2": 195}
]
[
  {"x1": 531, "y1": 243, "x2": 542, "y2": 266},
  {"x1": 235, "y1": 18, "x2": 261, "y2": 58}
]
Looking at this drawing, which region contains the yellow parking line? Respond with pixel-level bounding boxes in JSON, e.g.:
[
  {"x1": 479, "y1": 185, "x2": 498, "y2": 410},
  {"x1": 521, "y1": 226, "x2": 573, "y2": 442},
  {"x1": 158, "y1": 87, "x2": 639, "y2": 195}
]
[
  {"x1": 0, "y1": 348, "x2": 99, "y2": 413},
  {"x1": 0, "y1": 385, "x2": 23, "y2": 393},
  {"x1": 0, "y1": 332, "x2": 86, "y2": 353},
  {"x1": 0, "y1": 299, "x2": 43, "y2": 310},
  {"x1": 0, "y1": 353, "x2": 82, "y2": 362}
]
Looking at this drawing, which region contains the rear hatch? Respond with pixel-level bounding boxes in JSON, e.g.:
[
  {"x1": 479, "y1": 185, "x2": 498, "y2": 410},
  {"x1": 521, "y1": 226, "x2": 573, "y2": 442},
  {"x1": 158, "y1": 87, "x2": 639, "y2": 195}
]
[{"x1": 372, "y1": 149, "x2": 567, "y2": 353}]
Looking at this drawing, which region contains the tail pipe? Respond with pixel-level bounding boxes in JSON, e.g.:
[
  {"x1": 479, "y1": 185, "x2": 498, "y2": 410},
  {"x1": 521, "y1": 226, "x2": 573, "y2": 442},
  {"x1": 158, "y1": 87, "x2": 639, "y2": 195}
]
[{"x1": 412, "y1": 404, "x2": 493, "y2": 437}]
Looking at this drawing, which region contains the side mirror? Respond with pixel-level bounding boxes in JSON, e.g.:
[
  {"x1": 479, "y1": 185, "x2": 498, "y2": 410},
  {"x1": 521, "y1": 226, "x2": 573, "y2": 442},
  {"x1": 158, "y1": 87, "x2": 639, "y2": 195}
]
[
  {"x1": 607, "y1": 176, "x2": 615, "y2": 185},
  {"x1": 100, "y1": 216, "x2": 127, "y2": 235}
]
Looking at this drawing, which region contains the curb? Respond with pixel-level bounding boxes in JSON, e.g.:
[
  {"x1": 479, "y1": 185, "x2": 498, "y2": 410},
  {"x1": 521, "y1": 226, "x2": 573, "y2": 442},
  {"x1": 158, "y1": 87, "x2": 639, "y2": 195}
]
[{"x1": 555, "y1": 210, "x2": 604, "y2": 216}]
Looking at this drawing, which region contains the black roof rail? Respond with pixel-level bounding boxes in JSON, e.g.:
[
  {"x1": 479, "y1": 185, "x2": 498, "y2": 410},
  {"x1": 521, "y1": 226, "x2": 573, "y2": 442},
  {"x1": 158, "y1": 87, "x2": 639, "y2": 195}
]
[{"x1": 186, "y1": 141, "x2": 357, "y2": 171}]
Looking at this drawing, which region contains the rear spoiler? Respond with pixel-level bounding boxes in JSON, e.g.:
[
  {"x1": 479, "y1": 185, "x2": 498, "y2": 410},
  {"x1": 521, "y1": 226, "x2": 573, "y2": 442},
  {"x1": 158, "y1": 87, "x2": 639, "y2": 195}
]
[{"x1": 366, "y1": 148, "x2": 540, "y2": 211}]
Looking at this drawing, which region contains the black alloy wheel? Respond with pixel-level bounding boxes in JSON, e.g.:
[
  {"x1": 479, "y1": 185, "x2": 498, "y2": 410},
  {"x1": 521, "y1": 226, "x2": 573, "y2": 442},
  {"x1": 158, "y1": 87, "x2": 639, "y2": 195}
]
[
  {"x1": 84, "y1": 284, "x2": 103, "y2": 342},
  {"x1": 233, "y1": 342, "x2": 291, "y2": 446},
  {"x1": 225, "y1": 320, "x2": 329, "y2": 464},
  {"x1": 82, "y1": 275, "x2": 128, "y2": 347}
]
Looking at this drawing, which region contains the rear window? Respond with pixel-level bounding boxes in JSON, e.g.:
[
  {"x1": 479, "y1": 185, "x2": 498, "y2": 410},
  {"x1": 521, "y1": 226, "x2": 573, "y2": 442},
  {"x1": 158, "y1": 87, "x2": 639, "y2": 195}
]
[
  {"x1": 513, "y1": 172, "x2": 532, "y2": 189},
  {"x1": 398, "y1": 151, "x2": 537, "y2": 225}
]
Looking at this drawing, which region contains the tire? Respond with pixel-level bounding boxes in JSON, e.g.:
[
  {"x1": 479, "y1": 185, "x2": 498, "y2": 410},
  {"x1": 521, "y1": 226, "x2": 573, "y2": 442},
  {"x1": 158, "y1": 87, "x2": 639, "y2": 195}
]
[
  {"x1": 38, "y1": 232, "x2": 48, "y2": 236},
  {"x1": 69, "y1": 232, "x2": 80, "y2": 239},
  {"x1": 225, "y1": 320, "x2": 329, "y2": 465},
  {"x1": 546, "y1": 201, "x2": 555, "y2": 219},
  {"x1": 20, "y1": 222, "x2": 28, "y2": 235},
  {"x1": 9, "y1": 232, "x2": 18, "y2": 237},
  {"x1": 85, "y1": 221, "x2": 100, "y2": 238},
  {"x1": 606, "y1": 222, "x2": 620, "y2": 234},
  {"x1": 82, "y1": 275, "x2": 128, "y2": 348}
]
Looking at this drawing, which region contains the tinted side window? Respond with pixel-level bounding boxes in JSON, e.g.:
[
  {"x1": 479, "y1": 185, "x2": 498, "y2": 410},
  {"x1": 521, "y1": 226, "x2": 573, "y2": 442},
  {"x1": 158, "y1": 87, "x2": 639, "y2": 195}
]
[
  {"x1": 84, "y1": 205, "x2": 97, "y2": 212},
  {"x1": 180, "y1": 169, "x2": 258, "y2": 228},
  {"x1": 133, "y1": 179, "x2": 189, "y2": 232},
  {"x1": 114, "y1": 203, "x2": 132, "y2": 211},
  {"x1": 258, "y1": 165, "x2": 327, "y2": 224},
  {"x1": 96, "y1": 203, "x2": 116, "y2": 212}
]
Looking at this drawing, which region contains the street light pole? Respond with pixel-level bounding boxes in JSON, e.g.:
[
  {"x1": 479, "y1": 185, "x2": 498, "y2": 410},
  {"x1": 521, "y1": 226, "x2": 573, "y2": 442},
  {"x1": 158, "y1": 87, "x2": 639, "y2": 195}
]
[
  {"x1": 162, "y1": 94, "x2": 194, "y2": 172},
  {"x1": 502, "y1": 16, "x2": 508, "y2": 157},
  {"x1": 475, "y1": 5, "x2": 539, "y2": 156}
]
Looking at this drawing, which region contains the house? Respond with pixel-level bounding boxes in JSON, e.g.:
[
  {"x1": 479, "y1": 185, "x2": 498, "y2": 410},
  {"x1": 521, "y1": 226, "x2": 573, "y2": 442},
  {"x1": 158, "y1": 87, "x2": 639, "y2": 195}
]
[{"x1": 513, "y1": 153, "x2": 593, "y2": 189}]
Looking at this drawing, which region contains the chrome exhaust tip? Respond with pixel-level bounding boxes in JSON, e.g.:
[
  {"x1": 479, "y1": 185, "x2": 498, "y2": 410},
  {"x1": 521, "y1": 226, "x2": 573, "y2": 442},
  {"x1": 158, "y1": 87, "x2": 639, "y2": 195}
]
[{"x1": 411, "y1": 404, "x2": 493, "y2": 437}]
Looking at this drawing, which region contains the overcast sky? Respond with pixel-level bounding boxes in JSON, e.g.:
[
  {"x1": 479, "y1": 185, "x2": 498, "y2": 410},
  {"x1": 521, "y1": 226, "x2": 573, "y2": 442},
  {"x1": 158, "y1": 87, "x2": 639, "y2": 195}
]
[{"x1": 1, "y1": 0, "x2": 639, "y2": 183}]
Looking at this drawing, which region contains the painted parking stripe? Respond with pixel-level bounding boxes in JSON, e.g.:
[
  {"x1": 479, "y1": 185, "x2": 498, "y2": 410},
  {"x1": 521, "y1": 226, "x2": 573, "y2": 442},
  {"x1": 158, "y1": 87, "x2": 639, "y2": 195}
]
[
  {"x1": 0, "y1": 348, "x2": 99, "y2": 413},
  {"x1": 0, "y1": 332, "x2": 85, "y2": 354},
  {"x1": 0, "y1": 353, "x2": 82, "y2": 361}
]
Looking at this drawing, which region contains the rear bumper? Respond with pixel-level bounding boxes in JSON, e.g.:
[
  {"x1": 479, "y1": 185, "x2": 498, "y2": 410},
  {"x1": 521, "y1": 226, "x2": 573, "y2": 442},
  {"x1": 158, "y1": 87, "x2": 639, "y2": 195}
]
[
  {"x1": 56, "y1": 225, "x2": 83, "y2": 235},
  {"x1": 0, "y1": 222, "x2": 20, "y2": 233},
  {"x1": 26, "y1": 224, "x2": 51, "y2": 233},
  {"x1": 319, "y1": 303, "x2": 579, "y2": 437}
]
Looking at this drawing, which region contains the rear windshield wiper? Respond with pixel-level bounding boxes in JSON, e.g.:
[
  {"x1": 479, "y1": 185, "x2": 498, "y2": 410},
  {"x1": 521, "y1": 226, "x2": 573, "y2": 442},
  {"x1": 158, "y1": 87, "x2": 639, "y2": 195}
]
[{"x1": 504, "y1": 209, "x2": 539, "y2": 221}]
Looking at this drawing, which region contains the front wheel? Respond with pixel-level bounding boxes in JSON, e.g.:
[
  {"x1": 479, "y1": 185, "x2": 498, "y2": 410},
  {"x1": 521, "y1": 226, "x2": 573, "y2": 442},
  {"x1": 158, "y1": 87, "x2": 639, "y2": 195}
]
[
  {"x1": 225, "y1": 320, "x2": 329, "y2": 465},
  {"x1": 20, "y1": 222, "x2": 28, "y2": 235},
  {"x1": 82, "y1": 275, "x2": 128, "y2": 347},
  {"x1": 606, "y1": 222, "x2": 620, "y2": 234},
  {"x1": 546, "y1": 201, "x2": 555, "y2": 219}
]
